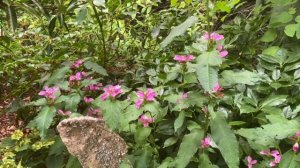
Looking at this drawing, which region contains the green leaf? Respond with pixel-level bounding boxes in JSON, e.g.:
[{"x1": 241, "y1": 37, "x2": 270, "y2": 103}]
[
  {"x1": 163, "y1": 137, "x2": 178, "y2": 148},
  {"x1": 160, "y1": 16, "x2": 198, "y2": 49},
  {"x1": 48, "y1": 16, "x2": 57, "y2": 37},
  {"x1": 94, "y1": 99, "x2": 122, "y2": 129},
  {"x1": 284, "y1": 24, "x2": 297, "y2": 37},
  {"x1": 174, "y1": 111, "x2": 185, "y2": 132},
  {"x1": 34, "y1": 106, "x2": 56, "y2": 138},
  {"x1": 239, "y1": 104, "x2": 257, "y2": 114},
  {"x1": 135, "y1": 127, "x2": 151, "y2": 144},
  {"x1": 236, "y1": 120, "x2": 300, "y2": 146},
  {"x1": 65, "y1": 94, "x2": 81, "y2": 112},
  {"x1": 45, "y1": 66, "x2": 71, "y2": 86},
  {"x1": 196, "y1": 65, "x2": 218, "y2": 92},
  {"x1": 46, "y1": 155, "x2": 64, "y2": 168},
  {"x1": 66, "y1": 155, "x2": 82, "y2": 168},
  {"x1": 199, "y1": 153, "x2": 218, "y2": 168},
  {"x1": 279, "y1": 150, "x2": 300, "y2": 168},
  {"x1": 77, "y1": 5, "x2": 87, "y2": 24},
  {"x1": 173, "y1": 129, "x2": 204, "y2": 168},
  {"x1": 270, "y1": 12, "x2": 293, "y2": 26},
  {"x1": 210, "y1": 113, "x2": 239, "y2": 168},
  {"x1": 221, "y1": 70, "x2": 260, "y2": 86},
  {"x1": 260, "y1": 95, "x2": 287, "y2": 108},
  {"x1": 261, "y1": 29, "x2": 277, "y2": 42},
  {"x1": 84, "y1": 61, "x2": 108, "y2": 76},
  {"x1": 197, "y1": 51, "x2": 223, "y2": 66}
]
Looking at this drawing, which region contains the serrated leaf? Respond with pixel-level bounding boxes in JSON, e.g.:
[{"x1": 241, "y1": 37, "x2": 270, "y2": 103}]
[
  {"x1": 196, "y1": 65, "x2": 218, "y2": 92},
  {"x1": 260, "y1": 95, "x2": 287, "y2": 108},
  {"x1": 210, "y1": 113, "x2": 239, "y2": 168},
  {"x1": 94, "y1": 99, "x2": 121, "y2": 129},
  {"x1": 34, "y1": 106, "x2": 56, "y2": 138},
  {"x1": 294, "y1": 69, "x2": 300, "y2": 79},
  {"x1": 236, "y1": 120, "x2": 300, "y2": 146},
  {"x1": 197, "y1": 51, "x2": 223, "y2": 66},
  {"x1": 84, "y1": 61, "x2": 108, "y2": 76},
  {"x1": 173, "y1": 129, "x2": 204, "y2": 168},
  {"x1": 29, "y1": 98, "x2": 47, "y2": 106},
  {"x1": 239, "y1": 104, "x2": 257, "y2": 114},
  {"x1": 160, "y1": 16, "x2": 198, "y2": 49},
  {"x1": 45, "y1": 66, "x2": 71, "y2": 86},
  {"x1": 221, "y1": 70, "x2": 260, "y2": 86},
  {"x1": 65, "y1": 94, "x2": 81, "y2": 112}
]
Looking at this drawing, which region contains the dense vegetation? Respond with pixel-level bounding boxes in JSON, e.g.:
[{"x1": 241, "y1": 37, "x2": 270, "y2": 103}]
[{"x1": 1, "y1": 0, "x2": 300, "y2": 167}]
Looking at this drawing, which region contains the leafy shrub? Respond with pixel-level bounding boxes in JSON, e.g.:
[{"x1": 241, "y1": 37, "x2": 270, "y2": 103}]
[{"x1": 2, "y1": 0, "x2": 300, "y2": 168}]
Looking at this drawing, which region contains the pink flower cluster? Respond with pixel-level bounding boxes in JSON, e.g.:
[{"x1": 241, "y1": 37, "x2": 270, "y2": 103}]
[
  {"x1": 201, "y1": 136, "x2": 212, "y2": 149},
  {"x1": 38, "y1": 86, "x2": 59, "y2": 100},
  {"x1": 71, "y1": 59, "x2": 84, "y2": 68},
  {"x1": 260, "y1": 149, "x2": 281, "y2": 167},
  {"x1": 100, "y1": 85, "x2": 123, "y2": 100},
  {"x1": 87, "y1": 107, "x2": 102, "y2": 118},
  {"x1": 139, "y1": 114, "x2": 154, "y2": 127},
  {"x1": 202, "y1": 32, "x2": 224, "y2": 41},
  {"x1": 69, "y1": 72, "x2": 87, "y2": 81},
  {"x1": 85, "y1": 83, "x2": 103, "y2": 91},
  {"x1": 173, "y1": 55, "x2": 195, "y2": 63},
  {"x1": 57, "y1": 109, "x2": 71, "y2": 116},
  {"x1": 202, "y1": 32, "x2": 228, "y2": 58},
  {"x1": 135, "y1": 88, "x2": 157, "y2": 109},
  {"x1": 176, "y1": 92, "x2": 188, "y2": 103},
  {"x1": 84, "y1": 97, "x2": 94, "y2": 103},
  {"x1": 212, "y1": 83, "x2": 222, "y2": 93},
  {"x1": 246, "y1": 156, "x2": 257, "y2": 168},
  {"x1": 216, "y1": 44, "x2": 228, "y2": 58}
]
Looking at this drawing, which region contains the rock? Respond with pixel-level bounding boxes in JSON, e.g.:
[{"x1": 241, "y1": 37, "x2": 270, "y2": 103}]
[{"x1": 57, "y1": 116, "x2": 127, "y2": 168}]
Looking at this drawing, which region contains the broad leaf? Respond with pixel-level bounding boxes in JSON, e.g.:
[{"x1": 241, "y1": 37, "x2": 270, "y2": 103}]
[
  {"x1": 34, "y1": 106, "x2": 56, "y2": 138},
  {"x1": 260, "y1": 95, "x2": 287, "y2": 108},
  {"x1": 84, "y1": 61, "x2": 108, "y2": 76},
  {"x1": 65, "y1": 94, "x2": 81, "y2": 112},
  {"x1": 196, "y1": 65, "x2": 218, "y2": 92},
  {"x1": 45, "y1": 66, "x2": 70, "y2": 86},
  {"x1": 210, "y1": 113, "x2": 239, "y2": 168},
  {"x1": 174, "y1": 111, "x2": 185, "y2": 132},
  {"x1": 236, "y1": 120, "x2": 300, "y2": 146},
  {"x1": 173, "y1": 128, "x2": 204, "y2": 168},
  {"x1": 160, "y1": 16, "x2": 198, "y2": 49},
  {"x1": 221, "y1": 70, "x2": 260, "y2": 86},
  {"x1": 93, "y1": 99, "x2": 122, "y2": 129},
  {"x1": 279, "y1": 150, "x2": 300, "y2": 168}
]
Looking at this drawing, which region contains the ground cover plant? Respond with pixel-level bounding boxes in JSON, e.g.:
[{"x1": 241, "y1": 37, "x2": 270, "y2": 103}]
[{"x1": 1, "y1": 0, "x2": 300, "y2": 168}]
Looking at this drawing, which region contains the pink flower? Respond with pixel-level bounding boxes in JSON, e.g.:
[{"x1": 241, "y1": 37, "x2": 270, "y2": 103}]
[
  {"x1": 38, "y1": 86, "x2": 59, "y2": 100},
  {"x1": 219, "y1": 50, "x2": 228, "y2": 58},
  {"x1": 247, "y1": 156, "x2": 257, "y2": 168},
  {"x1": 71, "y1": 59, "x2": 84, "y2": 68},
  {"x1": 69, "y1": 72, "x2": 86, "y2": 81},
  {"x1": 85, "y1": 83, "x2": 103, "y2": 91},
  {"x1": 216, "y1": 44, "x2": 228, "y2": 58},
  {"x1": 135, "y1": 88, "x2": 157, "y2": 109},
  {"x1": 181, "y1": 92, "x2": 188, "y2": 99},
  {"x1": 173, "y1": 55, "x2": 195, "y2": 63},
  {"x1": 100, "y1": 85, "x2": 123, "y2": 100},
  {"x1": 139, "y1": 114, "x2": 154, "y2": 127},
  {"x1": 201, "y1": 137, "x2": 212, "y2": 149},
  {"x1": 293, "y1": 142, "x2": 299, "y2": 152},
  {"x1": 260, "y1": 149, "x2": 270, "y2": 155},
  {"x1": 202, "y1": 32, "x2": 224, "y2": 41},
  {"x1": 296, "y1": 131, "x2": 300, "y2": 137},
  {"x1": 212, "y1": 83, "x2": 223, "y2": 93},
  {"x1": 57, "y1": 109, "x2": 72, "y2": 116},
  {"x1": 260, "y1": 149, "x2": 281, "y2": 167},
  {"x1": 84, "y1": 97, "x2": 94, "y2": 103},
  {"x1": 87, "y1": 107, "x2": 101, "y2": 117}
]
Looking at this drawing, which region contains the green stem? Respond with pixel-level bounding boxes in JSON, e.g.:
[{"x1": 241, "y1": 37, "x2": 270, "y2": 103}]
[{"x1": 91, "y1": 2, "x2": 107, "y2": 66}]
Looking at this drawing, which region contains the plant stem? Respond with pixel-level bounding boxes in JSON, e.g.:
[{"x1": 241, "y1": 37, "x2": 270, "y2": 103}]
[
  {"x1": 206, "y1": 0, "x2": 211, "y2": 34},
  {"x1": 91, "y1": 2, "x2": 107, "y2": 66}
]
